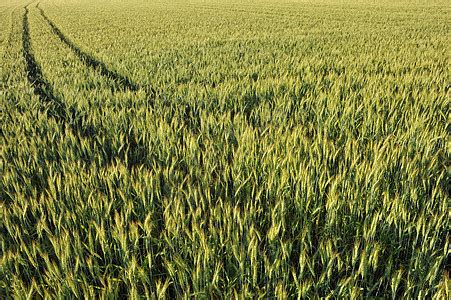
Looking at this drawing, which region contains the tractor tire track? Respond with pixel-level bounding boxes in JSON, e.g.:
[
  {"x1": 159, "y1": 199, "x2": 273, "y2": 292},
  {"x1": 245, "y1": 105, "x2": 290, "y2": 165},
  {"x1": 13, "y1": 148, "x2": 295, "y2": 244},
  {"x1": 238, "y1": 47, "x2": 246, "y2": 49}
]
[
  {"x1": 37, "y1": 3, "x2": 141, "y2": 93},
  {"x1": 33, "y1": 4, "x2": 240, "y2": 173},
  {"x1": 35, "y1": 5, "x2": 168, "y2": 285},
  {"x1": 23, "y1": 4, "x2": 234, "y2": 290},
  {"x1": 22, "y1": 5, "x2": 82, "y2": 133},
  {"x1": 31, "y1": 4, "x2": 204, "y2": 166},
  {"x1": 20, "y1": 5, "x2": 166, "y2": 288},
  {"x1": 37, "y1": 3, "x2": 206, "y2": 136},
  {"x1": 35, "y1": 5, "x2": 199, "y2": 289},
  {"x1": 22, "y1": 5, "x2": 153, "y2": 170},
  {"x1": 27, "y1": 5, "x2": 182, "y2": 283}
]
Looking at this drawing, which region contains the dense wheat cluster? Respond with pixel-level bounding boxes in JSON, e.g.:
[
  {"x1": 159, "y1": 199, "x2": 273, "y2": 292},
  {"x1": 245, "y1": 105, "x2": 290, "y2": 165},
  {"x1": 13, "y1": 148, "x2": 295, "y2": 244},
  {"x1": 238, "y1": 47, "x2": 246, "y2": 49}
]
[{"x1": 1, "y1": 0, "x2": 449, "y2": 298}]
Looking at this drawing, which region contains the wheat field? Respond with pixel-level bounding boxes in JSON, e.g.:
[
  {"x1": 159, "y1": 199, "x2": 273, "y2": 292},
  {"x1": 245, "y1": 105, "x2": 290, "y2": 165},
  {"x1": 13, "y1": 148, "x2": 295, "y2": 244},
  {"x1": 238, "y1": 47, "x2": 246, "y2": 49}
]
[{"x1": 0, "y1": 0, "x2": 449, "y2": 298}]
